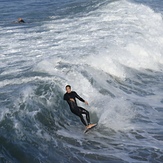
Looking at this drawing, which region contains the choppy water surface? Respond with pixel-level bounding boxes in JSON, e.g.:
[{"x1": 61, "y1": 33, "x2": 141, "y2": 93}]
[{"x1": 0, "y1": 0, "x2": 163, "y2": 162}]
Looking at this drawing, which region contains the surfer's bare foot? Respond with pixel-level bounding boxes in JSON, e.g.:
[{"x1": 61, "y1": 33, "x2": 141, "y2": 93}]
[
  {"x1": 86, "y1": 124, "x2": 95, "y2": 129},
  {"x1": 86, "y1": 125, "x2": 89, "y2": 129}
]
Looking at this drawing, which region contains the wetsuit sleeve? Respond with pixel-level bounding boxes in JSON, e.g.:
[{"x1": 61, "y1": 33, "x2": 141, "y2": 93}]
[{"x1": 74, "y1": 92, "x2": 85, "y2": 102}]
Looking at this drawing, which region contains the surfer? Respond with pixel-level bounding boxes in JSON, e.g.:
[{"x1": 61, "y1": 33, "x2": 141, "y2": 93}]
[
  {"x1": 13, "y1": 18, "x2": 25, "y2": 24},
  {"x1": 18, "y1": 18, "x2": 25, "y2": 23},
  {"x1": 63, "y1": 85, "x2": 94, "y2": 129}
]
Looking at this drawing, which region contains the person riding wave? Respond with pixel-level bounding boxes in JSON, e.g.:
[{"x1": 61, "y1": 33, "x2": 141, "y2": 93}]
[{"x1": 63, "y1": 85, "x2": 94, "y2": 129}]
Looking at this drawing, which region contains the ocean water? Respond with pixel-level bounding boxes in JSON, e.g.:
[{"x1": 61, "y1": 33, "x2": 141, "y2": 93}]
[{"x1": 0, "y1": 0, "x2": 163, "y2": 162}]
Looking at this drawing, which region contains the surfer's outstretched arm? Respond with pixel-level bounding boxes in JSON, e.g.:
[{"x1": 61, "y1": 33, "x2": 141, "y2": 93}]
[{"x1": 75, "y1": 92, "x2": 88, "y2": 105}]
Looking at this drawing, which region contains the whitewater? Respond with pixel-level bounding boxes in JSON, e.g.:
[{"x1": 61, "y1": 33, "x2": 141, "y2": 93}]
[{"x1": 0, "y1": 0, "x2": 163, "y2": 162}]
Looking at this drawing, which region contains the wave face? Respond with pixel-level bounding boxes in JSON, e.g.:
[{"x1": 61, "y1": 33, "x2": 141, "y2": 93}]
[{"x1": 0, "y1": 0, "x2": 163, "y2": 162}]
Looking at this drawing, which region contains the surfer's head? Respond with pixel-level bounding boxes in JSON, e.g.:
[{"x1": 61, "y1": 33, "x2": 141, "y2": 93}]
[
  {"x1": 18, "y1": 18, "x2": 25, "y2": 23},
  {"x1": 65, "y1": 85, "x2": 71, "y2": 93}
]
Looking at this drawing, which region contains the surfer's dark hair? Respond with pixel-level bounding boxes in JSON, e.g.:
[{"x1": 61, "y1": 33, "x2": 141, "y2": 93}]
[{"x1": 66, "y1": 85, "x2": 71, "y2": 89}]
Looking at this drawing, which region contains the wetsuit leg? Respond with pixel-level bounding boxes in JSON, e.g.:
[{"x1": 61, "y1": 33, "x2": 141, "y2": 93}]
[
  {"x1": 71, "y1": 107, "x2": 90, "y2": 126},
  {"x1": 78, "y1": 107, "x2": 90, "y2": 125},
  {"x1": 79, "y1": 114, "x2": 87, "y2": 126}
]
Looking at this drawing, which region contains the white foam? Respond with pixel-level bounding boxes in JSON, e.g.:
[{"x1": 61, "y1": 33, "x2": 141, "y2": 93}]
[
  {"x1": 1, "y1": 0, "x2": 163, "y2": 135},
  {"x1": 0, "y1": 108, "x2": 10, "y2": 122},
  {"x1": 44, "y1": 1, "x2": 163, "y2": 79},
  {"x1": 91, "y1": 96, "x2": 135, "y2": 131},
  {"x1": 34, "y1": 1, "x2": 163, "y2": 133},
  {"x1": 1, "y1": 1, "x2": 163, "y2": 80},
  {"x1": 83, "y1": 1, "x2": 163, "y2": 77}
]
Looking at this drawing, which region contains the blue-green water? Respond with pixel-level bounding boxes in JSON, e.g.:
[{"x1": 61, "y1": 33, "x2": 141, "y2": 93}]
[{"x1": 0, "y1": 0, "x2": 163, "y2": 162}]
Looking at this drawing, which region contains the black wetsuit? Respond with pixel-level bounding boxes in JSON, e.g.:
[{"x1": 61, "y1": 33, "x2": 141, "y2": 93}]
[
  {"x1": 18, "y1": 19, "x2": 25, "y2": 23},
  {"x1": 63, "y1": 91, "x2": 90, "y2": 126}
]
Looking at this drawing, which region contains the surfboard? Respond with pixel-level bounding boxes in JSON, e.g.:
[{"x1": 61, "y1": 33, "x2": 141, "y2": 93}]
[{"x1": 84, "y1": 123, "x2": 97, "y2": 133}]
